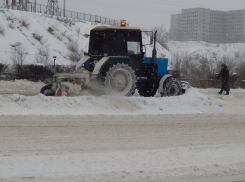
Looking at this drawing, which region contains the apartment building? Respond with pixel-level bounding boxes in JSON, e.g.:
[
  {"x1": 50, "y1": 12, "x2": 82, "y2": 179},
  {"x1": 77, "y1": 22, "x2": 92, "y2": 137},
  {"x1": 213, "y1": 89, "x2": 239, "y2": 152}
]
[{"x1": 169, "y1": 8, "x2": 245, "y2": 43}]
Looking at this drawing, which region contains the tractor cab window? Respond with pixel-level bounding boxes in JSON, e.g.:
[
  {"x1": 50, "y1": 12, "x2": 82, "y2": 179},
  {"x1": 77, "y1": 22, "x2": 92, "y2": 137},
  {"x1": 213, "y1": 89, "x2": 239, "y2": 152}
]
[
  {"x1": 126, "y1": 31, "x2": 142, "y2": 55},
  {"x1": 89, "y1": 31, "x2": 106, "y2": 56},
  {"x1": 127, "y1": 41, "x2": 141, "y2": 55}
]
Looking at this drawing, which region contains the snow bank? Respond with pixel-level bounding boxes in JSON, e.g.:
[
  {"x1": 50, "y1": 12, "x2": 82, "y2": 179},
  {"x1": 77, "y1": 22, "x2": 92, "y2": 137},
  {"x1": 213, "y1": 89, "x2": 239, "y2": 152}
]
[
  {"x1": 0, "y1": 79, "x2": 45, "y2": 95},
  {"x1": 0, "y1": 84, "x2": 244, "y2": 115}
]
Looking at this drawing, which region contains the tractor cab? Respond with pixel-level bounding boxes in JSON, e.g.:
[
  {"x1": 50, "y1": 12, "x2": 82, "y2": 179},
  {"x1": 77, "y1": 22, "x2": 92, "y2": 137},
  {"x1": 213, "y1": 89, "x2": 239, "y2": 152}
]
[{"x1": 86, "y1": 26, "x2": 145, "y2": 75}]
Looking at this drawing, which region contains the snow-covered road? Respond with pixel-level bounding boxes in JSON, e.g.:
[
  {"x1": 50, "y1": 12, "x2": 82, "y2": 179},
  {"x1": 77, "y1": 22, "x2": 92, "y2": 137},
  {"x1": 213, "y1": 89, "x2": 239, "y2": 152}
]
[{"x1": 0, "y1": 114, "x2": 245, "y2": 182}]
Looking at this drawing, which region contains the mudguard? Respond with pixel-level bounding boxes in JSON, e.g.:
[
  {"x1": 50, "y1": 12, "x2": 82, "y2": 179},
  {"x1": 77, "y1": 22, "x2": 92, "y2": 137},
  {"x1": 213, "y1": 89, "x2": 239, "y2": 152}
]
[
  {"x1": 92, "y1": 57, "x2": 109, "y2": 75},
  {"x1": 158, "y1": 74, "x2": 173, "y2": 94},
  {"x1": 92, "y1": 56, "x2": 132, "y2": 76},
  {"x1": 75, "y1": 55, "x2": 90, "y2": 71}
]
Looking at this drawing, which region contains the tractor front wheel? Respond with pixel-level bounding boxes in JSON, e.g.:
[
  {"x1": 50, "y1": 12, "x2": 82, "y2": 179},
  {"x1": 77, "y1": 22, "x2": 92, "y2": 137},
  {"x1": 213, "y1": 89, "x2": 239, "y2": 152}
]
[{"x1": 161, "y1": 77, "x2": 181, "y2": 97}]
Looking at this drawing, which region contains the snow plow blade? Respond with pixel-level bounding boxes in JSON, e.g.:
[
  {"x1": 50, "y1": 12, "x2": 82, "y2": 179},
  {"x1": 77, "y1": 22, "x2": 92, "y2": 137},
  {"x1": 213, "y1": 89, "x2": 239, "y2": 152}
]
[
  {"x1": 55, "y1": 87, "x2": 62, "y2": 96},
  {"x1": 54, "y1": 81, "x2": 67, "y2": 97},
  {"x1": 180, "y1": 81, "x2": 191, "y2": 93}
]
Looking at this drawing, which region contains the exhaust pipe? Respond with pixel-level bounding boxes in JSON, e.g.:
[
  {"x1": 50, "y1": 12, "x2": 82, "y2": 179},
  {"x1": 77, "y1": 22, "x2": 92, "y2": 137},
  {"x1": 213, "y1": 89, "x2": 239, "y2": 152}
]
[{"x1": 152, "y1": 30, "x2": 157, "y2": 66}]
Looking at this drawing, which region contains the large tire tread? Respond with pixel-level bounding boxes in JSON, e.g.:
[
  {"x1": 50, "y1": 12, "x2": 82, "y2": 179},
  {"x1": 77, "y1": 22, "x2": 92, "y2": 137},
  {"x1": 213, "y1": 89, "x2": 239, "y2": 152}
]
[
  {"x1": 161, "y1": 77, "x2": 181, "y2": 97},
  {"x1": 100, "y1": 63, "x2": 136, "y2": 96},
  {"x1": 40, "y1": 84, "x2": 55, "y2": 96}
]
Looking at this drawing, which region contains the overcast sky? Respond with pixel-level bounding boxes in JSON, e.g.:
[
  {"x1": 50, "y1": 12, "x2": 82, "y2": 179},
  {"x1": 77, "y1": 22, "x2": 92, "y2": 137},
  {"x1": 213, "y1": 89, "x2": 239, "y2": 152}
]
[{"x1": 27, "y1": 0, "x2": 245, "y2": 30}]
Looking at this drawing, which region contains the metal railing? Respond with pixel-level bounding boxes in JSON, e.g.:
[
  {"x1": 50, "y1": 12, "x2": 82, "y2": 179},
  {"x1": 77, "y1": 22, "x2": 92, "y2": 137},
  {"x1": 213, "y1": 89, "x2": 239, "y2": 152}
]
[{"x1": 1, "y1": 2, "x2": 129, "y2": 27}]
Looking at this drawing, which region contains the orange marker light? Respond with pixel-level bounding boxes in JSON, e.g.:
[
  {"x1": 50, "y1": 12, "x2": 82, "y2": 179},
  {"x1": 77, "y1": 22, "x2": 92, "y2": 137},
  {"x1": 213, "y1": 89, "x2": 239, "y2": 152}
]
[{"x1": 120, "y1": 20, "x2": 126, "y2": 27}]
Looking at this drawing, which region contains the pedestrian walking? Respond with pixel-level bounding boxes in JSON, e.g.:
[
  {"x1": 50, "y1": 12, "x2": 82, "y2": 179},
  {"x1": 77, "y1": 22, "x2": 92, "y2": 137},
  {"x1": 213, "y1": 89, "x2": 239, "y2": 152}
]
[{"x1": 216, "y1": 64, "x2": 230, "y2": 95}]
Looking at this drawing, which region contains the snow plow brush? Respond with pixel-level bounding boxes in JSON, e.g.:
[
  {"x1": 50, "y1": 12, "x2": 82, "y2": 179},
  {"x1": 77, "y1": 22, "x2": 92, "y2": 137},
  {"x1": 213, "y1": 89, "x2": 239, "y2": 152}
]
[{"x1": 40, "y1": 68, "x2": 92, "y2": 97}]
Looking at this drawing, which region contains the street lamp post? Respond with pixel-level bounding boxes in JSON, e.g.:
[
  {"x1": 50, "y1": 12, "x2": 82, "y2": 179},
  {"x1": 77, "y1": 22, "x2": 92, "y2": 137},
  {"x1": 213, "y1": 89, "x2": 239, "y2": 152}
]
[{"x1": 53, "y1": 56, "x2": 57, "y2": 66}]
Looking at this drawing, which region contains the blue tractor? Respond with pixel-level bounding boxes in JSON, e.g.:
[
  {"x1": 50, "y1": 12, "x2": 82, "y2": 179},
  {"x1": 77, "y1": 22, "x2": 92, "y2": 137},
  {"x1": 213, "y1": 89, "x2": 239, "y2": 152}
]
[{"x1": 41, "y1": 21, "x2": 188, "y2": 97}]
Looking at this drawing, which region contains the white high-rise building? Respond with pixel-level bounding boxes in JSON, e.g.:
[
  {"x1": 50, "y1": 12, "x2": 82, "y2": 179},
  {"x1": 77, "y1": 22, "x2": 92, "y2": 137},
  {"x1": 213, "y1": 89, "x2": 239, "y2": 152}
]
[{"x1": 169, "y1": 8, "x2": 245, "y2": 43}]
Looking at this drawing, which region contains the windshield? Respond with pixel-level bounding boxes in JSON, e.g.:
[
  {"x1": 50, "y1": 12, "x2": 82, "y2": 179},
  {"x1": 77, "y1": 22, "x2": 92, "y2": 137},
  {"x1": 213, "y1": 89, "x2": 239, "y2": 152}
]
[{"x1": 89, "y1": 31, "x2": 106, "y2": 56}]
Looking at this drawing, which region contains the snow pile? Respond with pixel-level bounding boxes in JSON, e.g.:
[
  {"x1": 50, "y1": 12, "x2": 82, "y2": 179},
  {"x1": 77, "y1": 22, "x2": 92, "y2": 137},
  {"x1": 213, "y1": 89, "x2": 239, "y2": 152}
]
[
  {"x1": 0, "y1": 83, "x2": 244, "y2": 115},
  {"x1": 0, "y1": 79, "x2": 45, "y2": 95},
  {"x1": 0, "y1": 9, "x2": 170, "y2": 65}
]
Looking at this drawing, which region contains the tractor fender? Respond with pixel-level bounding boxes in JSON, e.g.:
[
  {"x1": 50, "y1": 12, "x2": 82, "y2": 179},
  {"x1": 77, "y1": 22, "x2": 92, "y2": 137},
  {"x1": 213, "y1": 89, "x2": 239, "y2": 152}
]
[
  {"x1": 92, "y1": 56, "x2": 132, "y2": 75},
  {"x1": 158, "y1": 74, "x2": 172, "y2": 93},
  {"x1": 92, "y1": 57, "x2": 109, "y2": 75},
  {"x1": 75, "y1": 55, "x2": 90, "y2": 71}
]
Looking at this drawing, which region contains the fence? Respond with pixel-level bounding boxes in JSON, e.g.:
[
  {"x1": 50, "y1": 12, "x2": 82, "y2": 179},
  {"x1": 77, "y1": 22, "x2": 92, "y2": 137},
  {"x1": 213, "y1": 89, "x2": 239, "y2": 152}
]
[
  {"x1": 181, "y1": 76, "x2": 245, "y2": 89},
  {"x1": 1, "y1": 2, "x2": 129, "y2": 27}
]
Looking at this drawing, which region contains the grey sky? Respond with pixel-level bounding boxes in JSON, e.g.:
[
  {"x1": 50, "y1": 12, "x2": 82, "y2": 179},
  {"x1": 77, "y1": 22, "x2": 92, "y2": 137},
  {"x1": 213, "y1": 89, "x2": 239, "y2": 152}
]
[{"x1": 35, "y1": 0, "x2": 245, "y2": 30}]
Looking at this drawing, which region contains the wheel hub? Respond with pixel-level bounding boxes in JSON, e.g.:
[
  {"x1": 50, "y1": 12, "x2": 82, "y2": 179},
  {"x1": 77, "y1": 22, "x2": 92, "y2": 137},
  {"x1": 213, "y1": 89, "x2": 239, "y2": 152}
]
[
  {"x1": 114, "y1": 74, "x2": 126, "y2": 87},
  {"x1": 109, "y1": 69, "x2": 132, "y2": 94},
  {"x1": 167, "y1": 83, "x2": 179, "y2": 96}
]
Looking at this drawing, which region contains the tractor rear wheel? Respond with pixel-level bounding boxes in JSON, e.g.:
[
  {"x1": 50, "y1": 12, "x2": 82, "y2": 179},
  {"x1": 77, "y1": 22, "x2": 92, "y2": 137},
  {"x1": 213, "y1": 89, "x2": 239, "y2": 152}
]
[
  {"x1": 137, "y1": 80, "x2": 158, "y2": 97},
  {"x1": 161, "y1": 77, "x2": 181, "y2": 97},
  {"x1": 101, "y1": 63, "x2": 136, "y2": 96}
]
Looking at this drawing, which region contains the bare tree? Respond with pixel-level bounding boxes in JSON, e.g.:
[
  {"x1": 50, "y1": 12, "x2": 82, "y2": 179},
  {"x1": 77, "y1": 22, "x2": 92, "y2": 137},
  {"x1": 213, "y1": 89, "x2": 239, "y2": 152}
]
[
  {"x1": 10, "y1": 44, "x2": 29, "y2": 65},
  {"x1": 0, "y1": 24, "x2": 5, "y2": 36},
  {"x1": 8, "y1": 22, "x2": 15, "y2": 29},
  {"x1": 170, "y1": 51, "x2": 182, "y2": 72},
  {"x1": 234, "y1": 51, "x2": 245, "y2": 76},
  {"x1": 237, "y1": 59, "x2": 245, "y2": 76},
  {"x1": 170, "y1": 50, "x2": 218, "y2": 79},
  {"x1": 32, "y1": 32, "x2": 43, "y2": 42},
  {"x1": 170, "y1": 51, "x2": 193, "y2": 78},
  {"x1": 219, "y1": 55, "x2": 235, "y2": 74},
  {"x1": 67, "y1": 39, "x2": 82, "y2": 62},
  {"x1": 151, "y1": 25, "x2": 169, "y2": 51},
  {"x1": 20, "y1": 15, "x2": 30, "y2": 29},
  {"x1": 36, "y1": 46, "x2": 52, "y2": 65}
]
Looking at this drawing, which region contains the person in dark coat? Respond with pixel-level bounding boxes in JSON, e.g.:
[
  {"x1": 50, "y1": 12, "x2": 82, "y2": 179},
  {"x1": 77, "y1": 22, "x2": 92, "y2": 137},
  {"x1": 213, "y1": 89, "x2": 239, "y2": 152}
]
[{"x1": 216, "y1": 64, "x2": 229, "y2": 95}]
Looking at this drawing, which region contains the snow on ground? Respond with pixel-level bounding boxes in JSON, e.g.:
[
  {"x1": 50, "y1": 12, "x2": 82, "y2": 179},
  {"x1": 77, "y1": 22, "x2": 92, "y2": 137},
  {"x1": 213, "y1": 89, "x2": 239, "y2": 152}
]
[
  {"x1": 0, "y1": 81, "x2": 244, "y2": 182},
  {"x1": 167, "y1": 41, "x2": 245, "y2": 58},
  {"x1": 0, "y1": 80, "x2": 244, "y2": 115},
  {"x1": 0, "y1": 79, "x2": 45, "y2": 95},
  {"x1": 167, "y1": 41, "x2": 245, "y2": 65},
  {"x1": 0, "y1": 9, "x2": 170, "y2": 65},
  {"x1": 1, "y1": 143, "x2": 245, "y2": 181},
  {"x1": 1, "y1": 114, "x2": 245, "y2": 182}
]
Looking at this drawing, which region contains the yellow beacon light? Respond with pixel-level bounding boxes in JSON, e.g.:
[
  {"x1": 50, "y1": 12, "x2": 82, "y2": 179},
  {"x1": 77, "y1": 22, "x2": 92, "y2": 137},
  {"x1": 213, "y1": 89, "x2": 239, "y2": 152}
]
[{"x1": 121, "y1": 20, "x2": 126, "y2": 27}]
